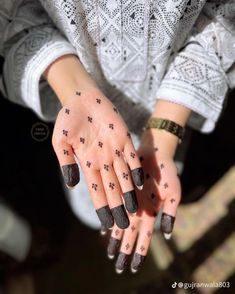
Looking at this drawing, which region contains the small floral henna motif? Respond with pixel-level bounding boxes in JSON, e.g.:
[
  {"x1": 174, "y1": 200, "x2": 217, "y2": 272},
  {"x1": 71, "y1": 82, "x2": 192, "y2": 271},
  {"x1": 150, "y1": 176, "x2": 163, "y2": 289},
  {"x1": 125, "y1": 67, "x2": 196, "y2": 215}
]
[
  {"x1": 96, "y1": 98, "x2": 101, "y2": 104},
  {"x1": 139, "y1": 156, "x2": 144, "y2": 162},
  {"x1": 65, "y1": 108, "x2": 70, "y2": 114},
  {"x1": 147, "y1": 231, "x2": 152, "y2": 238},
  {"x1": 146, "y1": 173, "x2": 150, "y2": 179},
  {"x1": 131, "y1": 225, "x2": 136, "y2": 232},
  {"x1": 113, "y1": 107, "x2": 118, "y2": 113},
  {"x1": 170, "y1": 198, "x2": 176, "y2": 204},
  {"x1": 62, "y1": 129, "x2": 68, "y2": 136},
  {"x1": 63, "y1": 149, "x2": 69, "y2": 155},
  {"x1": 122, "y1": 172, "x2": 129, "y2": 180},
  {"x1": 140, "y1": 245, "x2": 145, "y2": 252},
  {"x1": 160, "y1": 163, "x2": 164, "y2": 169},
  {"x1": 127, "y1": 132, "x2": 131, "y2": 138},
  {"x1": 86, "y1": 161, "x2": 91, "y2": 168},
  {"x1": 98, "y1": 141, "x2": 103, "y2": 148},
  {"x1": 109, "y1": 123, "x2": 114, "y2": 130},
  {"x1": 125, "y1": 243, "x2": 130, "y2": 250},
  {"x1": 115, "y1": 149, "x2": 121, "y2": 157},
  {"x1": 76, "y1": 91, "x2": 81, "y2": 96},
  {"x1": 88, "y1": 116, "x2": 93, "y2": 123},
  {"x1": 150, "y1": 193, "x2": 155, "y2": 199},
  {"x1": 130, "y1": 152, "x2": 136, "y2": 159},
  {"x1": 154, "y1": 147, "x2": 159, "y2": 152},
  {"x1": 80, "y1": 137, "x2": 85, "y2": 144},
  {"x1": 109, "y1": 182, "x2": 115, "y2": 190},
  {"x1": 104, "y1": 164, "x2": 109, "y2": 171},
  {"x1": 115, "y1": 229, "x2": 120, "y2": 236},
  {"x1": 92, "y1": 183, "x2": 98, "y2": 191},
  {"x1": 164, "y1": 183, "x2": 169, "y2": 189}
]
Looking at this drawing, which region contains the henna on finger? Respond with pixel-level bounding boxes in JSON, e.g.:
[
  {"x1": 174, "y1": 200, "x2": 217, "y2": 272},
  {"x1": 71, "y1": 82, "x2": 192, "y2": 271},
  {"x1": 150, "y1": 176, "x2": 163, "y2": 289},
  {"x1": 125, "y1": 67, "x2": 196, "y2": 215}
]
[
  {"x1": 161, "y1": 212, "x2": 175, "y2": 240},
  {"x1": 115, "y1": 252, "x2": 129, "y2": 274},
  {"x1": 131, "y1": 253, "x2": 146, "y2": 273},
  {"x1": 111, "y1": 204, "x2": 130, "y2": 229},
  {"x1": 131, "y1": 167, "x2": 144, "y2": 190},
  {"x1": 96, "y1": 205, "x2": 114, "y2": 229},
  {"x1": 123, "y1": 190, "x2": 138, "y2": 213},
  {"x1": 107, "y1": 237, "x2": 121, "y2": 259},
  {"x1": 62, "y1": 163, "x2": 80, "y2": 188}
]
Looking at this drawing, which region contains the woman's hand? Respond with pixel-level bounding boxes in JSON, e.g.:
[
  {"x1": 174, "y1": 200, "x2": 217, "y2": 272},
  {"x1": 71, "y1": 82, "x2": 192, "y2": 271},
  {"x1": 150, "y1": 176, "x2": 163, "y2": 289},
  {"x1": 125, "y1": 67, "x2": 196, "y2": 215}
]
[
  {"x1": 106, "y1": 130, "x2": 181, "y2": 273},
  {"x1": 44, "y1": 55, "x2": 144, "y2": 230}
]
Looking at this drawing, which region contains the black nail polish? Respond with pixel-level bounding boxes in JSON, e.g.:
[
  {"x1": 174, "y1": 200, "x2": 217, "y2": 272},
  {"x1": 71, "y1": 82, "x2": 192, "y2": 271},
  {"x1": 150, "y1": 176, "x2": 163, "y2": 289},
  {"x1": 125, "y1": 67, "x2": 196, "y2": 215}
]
[
  {"x1": 62, "y1": 164, "x2": 80, "y2": 187},
  {"x1": 115, "y1": 252, "x2": 129, "y2": 273},
  {"x1": 131, "y1": 253, "x2": 146, "y2": 273},
  {"x1": 107, "y1": 237, "x2": 121, "y2": 259},
  {"x1": 161, "y1": 213, "x2": 175, "y2": 234},
  {"x1": 96, "y1": 206, "x2": 114, "y2": 229},
  {"x1": 111, "y1": 204, "x2": 130, "y2": 229},
  {"x1": 123, "y1": 190, "x2": 138, "y2": 213},
  {"x1": 131, "y1": 168, "x2": 144, "y2": 188}
]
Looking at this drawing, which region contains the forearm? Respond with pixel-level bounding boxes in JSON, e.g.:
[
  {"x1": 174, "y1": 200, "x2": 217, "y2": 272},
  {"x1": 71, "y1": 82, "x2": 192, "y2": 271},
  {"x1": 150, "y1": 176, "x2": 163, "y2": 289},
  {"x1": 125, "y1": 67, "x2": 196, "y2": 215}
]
[
  {"x1": 142, "y1": 100, "x2": 191, "y2": 158},
  {"x1": 43, "y1": 54, "x2": 98, "y2": 106}
]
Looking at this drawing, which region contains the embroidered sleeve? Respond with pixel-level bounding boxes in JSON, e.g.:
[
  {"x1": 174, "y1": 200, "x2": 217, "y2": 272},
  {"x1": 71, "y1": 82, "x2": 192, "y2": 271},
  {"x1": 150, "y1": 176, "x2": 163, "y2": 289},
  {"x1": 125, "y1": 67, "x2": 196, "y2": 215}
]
[
  {"x1": 156, "y1": 0, "x2": 235, "y2": 133},
  {"x1": 0, "y1": 0, "x2": 77, "y2": 121}
]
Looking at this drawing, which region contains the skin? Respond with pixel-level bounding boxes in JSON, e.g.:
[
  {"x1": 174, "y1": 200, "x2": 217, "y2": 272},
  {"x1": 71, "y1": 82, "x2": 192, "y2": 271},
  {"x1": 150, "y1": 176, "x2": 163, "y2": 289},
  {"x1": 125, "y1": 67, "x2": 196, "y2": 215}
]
[
  {"x1": 44, "y1": 55, "x2": 143, "y2": 230},
  {"x1": 44, "y1": 54, "x2": 192, "y2": 272}
]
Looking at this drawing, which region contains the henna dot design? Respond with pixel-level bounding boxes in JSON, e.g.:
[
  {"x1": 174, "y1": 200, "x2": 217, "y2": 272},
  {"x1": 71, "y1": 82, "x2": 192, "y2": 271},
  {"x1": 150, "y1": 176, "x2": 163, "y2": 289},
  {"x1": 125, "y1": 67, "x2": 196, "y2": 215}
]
[
  {"x1": 146, "y1": 173, "x2": 150, "y2": 180},
  {"x1": 127, "y1": 132, "x2": 131, "y2": 138},
  {"x1": 125, "y1": 243, "x2": 130, "y2": 251},
  {"x1": 115, "y1": 229, "x2": 120, "y2": 236},
  {"x1": 160, "y1": 163, "x2": 164, "y2": 169},
  {"x1": 98, "y1": 141, "x2": 103, "y2": 148},
  {"x1": 140, "y1": 245, "x2": 145, "y2": 252},
  {"x1": 131, "y1": 225, "x2": 136, "y2": 232},
  {"x1": 88, "y1": 116, "x2": 93, "y2": 123},
  {"x1": 139, "y1": 156, "x2": 144, "y2": 162},
  {"x1": 170, "y1": 198, "x2": 176, "y2": 204},
  {"x1": 113, "y1": 107, "x2": 118, "y2": 113},
  {"x1": 62, "y1": 129, "x2": 68, "y2": 136},
  {"x1": 65, "y1": 108, "x2": 70, "y2": 114},
  {"x1": 96, "y1": 98, "x2": 101, "y2": 104},
  {"x1": 76, "y1": 91, "x2": 81, "y2": 96},
  {"x1": 80, "y1": 137, "x2": 85, "y2": 144},
  {"x1": 63, "y1": 149, "x2": 69, "y2": 156},
  {"x1": 150, "y1": 193, "x2": 155, "y2": 199},
  {"x1": 164, "y1": 183, "x2": 169, "y2": 189},
  {"x1": 130, "y1": 152, "x2": 136, "y2": 159},
  {"x1": 122, "y1": 172, "x2": 129, "y2": 180},
  {"x1": 115, "y1": 149, "x2": 121, "y2": 157},
  {"x1": 154, "y1": 147, "x2": 159, "y2": 152},
  {"x1": 109, "y1": 123, "x2": 114, "y2": 130},
  {"x1": 104, "y1": 164, "x2": 109, "y2": 171},
  {"x1": 86, "y1": 161, "x2": 91, "y2": 168},
  {"x1": 109, "y1": 182, "x2": 115, "y2": 190},
  {"x1": 147, "y1": 231, "x2": 152, "y2": 238},
  {"x1": 92, "y1": 183, "x2": 98, "y2": 191}
]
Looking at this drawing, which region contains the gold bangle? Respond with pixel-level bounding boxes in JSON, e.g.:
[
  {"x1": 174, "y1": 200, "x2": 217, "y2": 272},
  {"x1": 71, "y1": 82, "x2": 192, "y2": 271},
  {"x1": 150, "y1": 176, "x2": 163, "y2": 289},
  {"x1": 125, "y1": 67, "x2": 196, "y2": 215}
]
[{"x1": 145, "y1": 117, "x2": 184, "y2": 143}]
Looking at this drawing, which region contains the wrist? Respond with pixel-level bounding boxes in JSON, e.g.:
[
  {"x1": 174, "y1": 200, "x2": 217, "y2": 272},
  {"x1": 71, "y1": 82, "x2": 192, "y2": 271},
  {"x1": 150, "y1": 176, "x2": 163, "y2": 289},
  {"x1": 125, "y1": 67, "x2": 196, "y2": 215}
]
[{"x1": 43, "y1": 54, "x2": 98, "y2": 106}]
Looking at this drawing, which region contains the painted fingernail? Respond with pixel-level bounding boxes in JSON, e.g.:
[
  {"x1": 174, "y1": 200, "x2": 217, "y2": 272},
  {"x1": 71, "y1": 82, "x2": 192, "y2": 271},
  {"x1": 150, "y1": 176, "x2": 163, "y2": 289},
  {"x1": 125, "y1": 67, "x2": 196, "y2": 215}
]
[
  {"x1": 111, "y1": 205, "x2": 130, "y2": 229},
  {"x1": 161, "y1": 213, "x2": 175, "y2": 239},
  {"x1": 100, "y1": 225, "x2": 108, "y2": 236},
  {"x1": 131, "y1": 253, "x2": 146, "y2": 273},
  {"x1": 123, "y1": 190, "x2": 138, "y2": 213},
  {"x1": 96, "y1": 206, "x2": 114, "y2": 229},
  {"x1": 115, "y1": 252, "x2": 129, "y2": 274},
  {"x1": 131, "y1": 168, "x2": 144, "y2": 190},
  {"x1": 62, "y1": 164, "x2": 80, "y2": 187},
  {"x1": 107, "y1": 237, "x2": 121, "y2": 259}
]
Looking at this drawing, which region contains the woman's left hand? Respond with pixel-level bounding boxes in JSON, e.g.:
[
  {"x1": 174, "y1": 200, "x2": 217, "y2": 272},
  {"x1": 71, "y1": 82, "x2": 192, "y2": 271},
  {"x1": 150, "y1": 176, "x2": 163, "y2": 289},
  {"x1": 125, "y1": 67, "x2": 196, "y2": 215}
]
[{"x1": 106, "y1": 130, "x2": 181, "y2": 273}]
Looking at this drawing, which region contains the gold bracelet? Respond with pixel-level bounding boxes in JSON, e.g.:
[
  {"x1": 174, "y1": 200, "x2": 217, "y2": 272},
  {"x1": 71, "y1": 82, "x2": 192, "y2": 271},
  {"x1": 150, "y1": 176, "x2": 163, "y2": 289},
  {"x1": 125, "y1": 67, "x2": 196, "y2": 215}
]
[{"x1": 145, "y1": 117, "x2": 184, "y2": 143}]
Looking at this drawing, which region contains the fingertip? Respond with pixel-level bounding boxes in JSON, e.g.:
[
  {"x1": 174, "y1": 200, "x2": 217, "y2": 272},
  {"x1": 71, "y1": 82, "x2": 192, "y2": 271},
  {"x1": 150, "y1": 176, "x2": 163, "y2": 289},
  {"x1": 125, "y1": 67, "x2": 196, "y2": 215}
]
[
  {"x1": 62, "y1": 163, "x2": 80, "y2": 187},
  {"x1": 163, "y1": 233, "x2": 172, "y2": 240}
]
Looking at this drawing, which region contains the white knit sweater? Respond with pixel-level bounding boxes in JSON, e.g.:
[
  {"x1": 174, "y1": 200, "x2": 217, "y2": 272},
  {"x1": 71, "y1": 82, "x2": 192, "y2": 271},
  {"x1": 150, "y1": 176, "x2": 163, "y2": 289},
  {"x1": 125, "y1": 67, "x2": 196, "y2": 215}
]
[{"x1": 0, "y1": 0, "x2": 234, "y2": 133}]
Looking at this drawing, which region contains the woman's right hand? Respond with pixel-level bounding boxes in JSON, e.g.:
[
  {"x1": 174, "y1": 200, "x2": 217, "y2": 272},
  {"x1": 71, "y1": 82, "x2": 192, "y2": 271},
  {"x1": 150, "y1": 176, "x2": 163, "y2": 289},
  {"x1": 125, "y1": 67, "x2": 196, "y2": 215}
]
[{"x1": 52, "y1": 88, "x2": 144, "y2": 230}]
